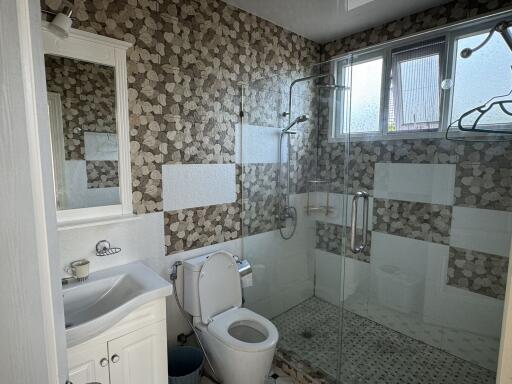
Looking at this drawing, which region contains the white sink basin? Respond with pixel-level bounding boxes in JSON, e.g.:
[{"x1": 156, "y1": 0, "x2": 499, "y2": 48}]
[{"x1": 63, "y1": 261, "x2": 172, "y2": 347}]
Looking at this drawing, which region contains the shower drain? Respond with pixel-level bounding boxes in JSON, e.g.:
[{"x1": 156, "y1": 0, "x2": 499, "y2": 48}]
[{"x1": 301, "y1": 327, "x2": 314, "y2": 339}]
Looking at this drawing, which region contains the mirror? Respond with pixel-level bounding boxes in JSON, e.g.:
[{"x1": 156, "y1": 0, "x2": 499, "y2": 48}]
[
  {"x1": 45, "y1": 55, "x2": 120, "y2": 210},
  {"x1": 42, "y1": 23, "x2": 132, "y2": 225}
]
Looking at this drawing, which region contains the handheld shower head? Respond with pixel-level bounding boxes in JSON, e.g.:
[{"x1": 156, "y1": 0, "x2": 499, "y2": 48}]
[{"x1": 283, "y1": 114, "x2": 309, "y2": 134}]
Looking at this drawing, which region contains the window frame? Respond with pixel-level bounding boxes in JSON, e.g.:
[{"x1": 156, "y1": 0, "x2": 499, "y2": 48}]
[
  {"x1": 330, "y1": 51, "x2": 386, "y2": 138},
  {"x1": 390, "y1": 38, "x2": 446, "y2": 133},
  {"x1": 329, "y1": 14, "x2": 512, "y2": 142}
]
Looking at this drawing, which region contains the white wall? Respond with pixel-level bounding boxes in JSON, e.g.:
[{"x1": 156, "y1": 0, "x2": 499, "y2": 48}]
[
  {"x1": 1, "y1": 0, "x2": 66, "y2": 382},
  {"x1": 243, "y1": 194, "x2": 316, "y2": 319},
  {"x1": 58, "y1": 212, "x2": 242, "y2": 348}
]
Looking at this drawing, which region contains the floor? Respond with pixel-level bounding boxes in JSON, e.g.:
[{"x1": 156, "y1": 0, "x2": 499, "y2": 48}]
[
  {"x1": 200, "y1": 365, "x2": 294, "y2": 383},
  {"x1": 272, "y1": 297, "x2": 497, "y2": 384}
]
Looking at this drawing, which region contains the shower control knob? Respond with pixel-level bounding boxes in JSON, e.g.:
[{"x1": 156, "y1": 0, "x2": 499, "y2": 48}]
[{"x1": 111, "y1": 354, "x2": 120, "y2": 363}]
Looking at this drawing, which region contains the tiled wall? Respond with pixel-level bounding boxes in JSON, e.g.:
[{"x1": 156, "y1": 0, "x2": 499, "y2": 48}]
[
  {"x1": 323, "y1": 0, "x2": 512, "y2": 60},
  {"x1": 41, "y1": 0, "x2": 320, "y2": 252},
  {"x1": 311, "y1": 0, "x2": 512, "y2": 370},
  {"x1": 86, "y1": 160, "x2": 119, "y2": 188},
  {"x1": 43, "y1": 0, "x2": 512, "y2": 371}
]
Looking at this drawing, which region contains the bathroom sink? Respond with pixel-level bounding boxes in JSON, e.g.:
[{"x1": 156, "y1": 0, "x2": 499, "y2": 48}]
[{"x1": 63, "y1": 261, "x2": 172, "y2": 347}]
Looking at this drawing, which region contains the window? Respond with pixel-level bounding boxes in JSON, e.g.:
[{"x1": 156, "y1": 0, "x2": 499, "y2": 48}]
[
  {"x1": 330, "y1": 16, "x2": 512, "y2": 140},
  {"x1": 452, "y1": 29, "x2": 512, "y2": 128},
  {"x1": 389, "y1": 39, "x2": 445, "y2": 133},
  {"x1": 333, "y1": 56, "x2": 383, "y2": 136}
]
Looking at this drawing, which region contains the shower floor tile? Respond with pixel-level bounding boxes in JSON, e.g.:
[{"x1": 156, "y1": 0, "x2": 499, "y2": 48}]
[{"x1": 272, "y1": 297, "x2": 496, "y2": 384}]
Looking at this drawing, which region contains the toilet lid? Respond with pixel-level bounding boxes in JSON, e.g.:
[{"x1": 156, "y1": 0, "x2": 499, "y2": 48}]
[{"x1": 198, "y1": 251, "x2": 242, "y2": 324}]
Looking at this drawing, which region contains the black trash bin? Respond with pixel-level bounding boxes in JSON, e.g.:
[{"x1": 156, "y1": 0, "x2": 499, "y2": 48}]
[{"x1": 168, "y1": 346, "x2": 204, "y2": 384}]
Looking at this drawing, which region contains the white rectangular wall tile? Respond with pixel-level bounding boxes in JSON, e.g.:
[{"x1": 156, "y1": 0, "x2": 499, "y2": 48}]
[
  {"x1": 243, "y1": 194, "x2": 315, "y2": 318},
  {"x1": 162, "y1": 164, "x2": 236, "y2": 211},
  {"x1": 314, "y1": 249, "x2": 370, "y2": 309},
  {"x1": 314, "y1": 249, "x2": 342, "y2": 305},
  {"x1": 235, "y1": 124, "x2": 282, "y2": 164},
  {"x1": 450, "y1": 206, "x2": 512, "y2": 257},
  {"x1": 86, "y1": 187, "x2": 120, "y2": 207},
  {"x1": 84, "y1": 132, "x2": 118, "y2": 161},
  {"x1": 374, "y1": 163, "x2": 455, "y2": 205},
  {"x1": 64, "y1": 160, "x2": 87, "y2": 209},
  {"x1": 369, "y1": 232, "x2": 450, "y2": 315},
  {"x1": 308, "y1": 192, "x2": 373, "y2": 230},
  {"x1": 370, "y1": 232, "x2": 432, "y2": 281},
  {"x1": 59, "y1": 211, "x2": 166, "y2": 272},
  {"x1": 423, "y1": 281, "x2": 504, "y2": 338}
]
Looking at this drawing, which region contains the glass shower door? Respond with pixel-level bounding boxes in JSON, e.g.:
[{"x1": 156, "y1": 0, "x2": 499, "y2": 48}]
[
  {"x1": 240, "y1": 64, "x2": 349, "y2": 382},
  {"x1": 337, "y1": 47, "x2": 507, "y2": 384}
]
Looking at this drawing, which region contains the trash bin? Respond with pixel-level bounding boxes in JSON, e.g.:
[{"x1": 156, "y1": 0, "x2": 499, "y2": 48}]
[{"x1": 168, "y1": 346, "x2": 204, "y2": 384}]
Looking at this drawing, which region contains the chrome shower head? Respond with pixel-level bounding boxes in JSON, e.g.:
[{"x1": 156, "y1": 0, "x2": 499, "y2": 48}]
[
  {"x1": 283, "y1": 114, "x2": 309, "y2": 134},
  {"x1": 460, "y1": 48, "x2": 473, "y2": 58},
  {"x1": 296, "y1": 114, "x2": 309, "y2": 123}
]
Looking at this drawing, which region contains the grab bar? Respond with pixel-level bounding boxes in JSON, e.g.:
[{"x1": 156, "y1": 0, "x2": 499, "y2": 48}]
[{"x1": 350, "y1": 191, "x2": 369, "y2": 253}]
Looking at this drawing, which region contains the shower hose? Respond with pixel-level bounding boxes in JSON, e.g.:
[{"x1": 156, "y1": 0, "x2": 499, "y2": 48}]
[{"x1": 169, "y1": 261, "x2": 221, "y2": 384}]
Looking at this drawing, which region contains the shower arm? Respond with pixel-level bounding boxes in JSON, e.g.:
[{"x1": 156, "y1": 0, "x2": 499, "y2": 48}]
[
  {"x1": 284, "y1": 73, "x2": 335, "y2": 121},
  {"x1": 281, "y1": 73, "x2": 335, "y2": 210}
]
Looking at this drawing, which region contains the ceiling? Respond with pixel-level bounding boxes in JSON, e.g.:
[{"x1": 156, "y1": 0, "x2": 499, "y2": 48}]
[{"x1": 222, "y1": 0, "x2": 451, "y2": 43}]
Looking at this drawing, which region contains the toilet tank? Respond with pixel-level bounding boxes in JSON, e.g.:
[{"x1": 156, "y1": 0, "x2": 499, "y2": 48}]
[{"x1": 183, "y1": 254, "x2": 209, "y2": 317}]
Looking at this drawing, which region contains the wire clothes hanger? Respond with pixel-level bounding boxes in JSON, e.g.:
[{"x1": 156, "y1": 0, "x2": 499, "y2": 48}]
[
  {"x1": 445, "y1": 21, "x2": 512, "y2": 142},
  {"x1": 445, "y1": 84, "x2": 512, "y2": 141}
]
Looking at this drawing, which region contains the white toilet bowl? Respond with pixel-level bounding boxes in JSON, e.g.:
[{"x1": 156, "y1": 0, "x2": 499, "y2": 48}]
[
  {"x1": 197, "y1": 308, "x2": 278, "y2": 384},
  {"x1": 183, "y1": 251, "x2": 279, "y2": 384}
]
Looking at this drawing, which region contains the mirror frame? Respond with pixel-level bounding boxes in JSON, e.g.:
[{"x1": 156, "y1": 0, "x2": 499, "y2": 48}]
[{"x1": 42, "y1": 23, "x2": 133, "y2": 226}]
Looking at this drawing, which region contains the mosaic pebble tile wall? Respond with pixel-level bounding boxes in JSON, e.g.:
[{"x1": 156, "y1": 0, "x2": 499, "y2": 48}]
[
  {"x1": 41, "y1": 0, "x2": 512, "y2": 286},
  {"x1": 86, "y1": 160, "x2": 119, "y2": 188},
  {"x1": 311, "y1": 0, "x2": 512, "y2": 306},
  {"x1": 323, "y1": 0, "x2": 512, "y2": 60},
  {"x1": 314, "y1": 131, "x2": 512, "y2": 301},
  {"x1": 41, "y1": 0, "x2": 321, "y2": 254}
]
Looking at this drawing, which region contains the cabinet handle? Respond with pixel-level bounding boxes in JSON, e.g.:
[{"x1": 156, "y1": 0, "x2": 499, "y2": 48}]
[
  {"x1": 99, "y1": 358, "x2": 108, "y2": 367},
  {"x1": 111, "y1": 354, "x2": 120, "y2": 363}
]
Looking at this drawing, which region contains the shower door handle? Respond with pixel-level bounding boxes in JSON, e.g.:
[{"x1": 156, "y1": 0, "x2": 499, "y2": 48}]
[{"x1": 350, "y1": 191, "x2": 369, "y2": 253}]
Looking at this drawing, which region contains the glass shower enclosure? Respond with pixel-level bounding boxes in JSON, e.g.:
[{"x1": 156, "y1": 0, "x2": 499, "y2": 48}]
[{"x1": 239, "y1": 35, "x2": 510, "y2": 383}]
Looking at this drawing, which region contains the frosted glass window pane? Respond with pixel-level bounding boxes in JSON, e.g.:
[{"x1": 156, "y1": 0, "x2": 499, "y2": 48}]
[
  {"x1": 389, "y1": 40, "x2": 444, "y2": 133},
  {"x1": 346, "y1": 58, "x2": 383, "y2": 133},
  {"x1": 452, "y1": 30, "x2": 512, "y2": 127},
  {"x1": 398, "y1": 56, "x2": 440, "y2": 129}
]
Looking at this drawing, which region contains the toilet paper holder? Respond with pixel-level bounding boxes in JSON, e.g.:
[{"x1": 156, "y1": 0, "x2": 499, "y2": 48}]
[{"x1": 236, "y1": 257, "x2": 252, "y2": 277}]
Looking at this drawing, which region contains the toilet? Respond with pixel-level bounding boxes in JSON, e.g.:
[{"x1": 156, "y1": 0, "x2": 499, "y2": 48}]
[{"x1": 183, "y1": 251, "x2": 279, "y2": 384}]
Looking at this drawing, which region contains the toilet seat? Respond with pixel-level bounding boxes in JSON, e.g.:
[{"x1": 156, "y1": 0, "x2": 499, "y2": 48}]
[
  {"x1": 208, "y1": 308, "x2": 279, "y2": 353},
  {"x1": 198, "y1": 251, "x2": 242, "y2": 324}
]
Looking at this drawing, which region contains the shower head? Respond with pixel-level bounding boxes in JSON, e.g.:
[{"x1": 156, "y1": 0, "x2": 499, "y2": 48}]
[{"x1": 283, "y1": 114, "x2": 309, "y2": 134}]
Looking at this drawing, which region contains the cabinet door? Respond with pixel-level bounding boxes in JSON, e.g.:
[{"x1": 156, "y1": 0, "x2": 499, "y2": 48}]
[
  {"x1": 108, "y1": 320, "x2": 168, "y2": 384},
  {"x1": 68, "y1": 341, "x2": 110, "y2": 384}
]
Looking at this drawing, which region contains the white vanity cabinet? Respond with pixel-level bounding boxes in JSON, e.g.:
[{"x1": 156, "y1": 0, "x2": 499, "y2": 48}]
[
  {"x1": 67, "y1": 298, "x2": 168, "y2": 384},
  {"x1": 68, "y1": 341, "x2": 110, "y2": 384}
]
